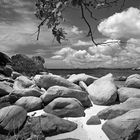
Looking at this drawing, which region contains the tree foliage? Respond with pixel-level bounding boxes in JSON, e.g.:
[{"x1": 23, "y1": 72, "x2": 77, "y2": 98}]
[
  {"x1": 35, "y1": 0, "x2": 126, "y2": 45},
  {"x1": 11, "y1": 54, "x2": 47, "y2": 76}
]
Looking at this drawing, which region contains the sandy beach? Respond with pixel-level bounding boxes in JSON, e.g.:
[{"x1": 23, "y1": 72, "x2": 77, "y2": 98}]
[{"x1": 28, "y1": 104, "x2": 109, "y2": 140}]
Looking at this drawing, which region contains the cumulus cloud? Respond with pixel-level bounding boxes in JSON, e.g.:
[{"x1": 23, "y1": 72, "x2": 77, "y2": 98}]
[
  {"x1": 89, "y1": 39, "x2": 122, "y2": 57},
  {"x1": 52, "y1": 47, "x2": 112, "y2": 68},
  {"x1": 98, "y1": 7, "x2": 140, "y2": 40},
  {"x1": 51, "y1": 38, "x2": 140, "y2": 68}
]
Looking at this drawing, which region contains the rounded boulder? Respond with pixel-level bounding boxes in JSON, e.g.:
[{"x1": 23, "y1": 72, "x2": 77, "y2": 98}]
[
  {"x1": 15, "y1": 96, "x2": 42, "y2": 112},
  {"x1": 0, "y1": 105, "x2": 27, "y2": 133},
  {"x1": 44, "y1": 97, "x2": 85, "y2": 117}
]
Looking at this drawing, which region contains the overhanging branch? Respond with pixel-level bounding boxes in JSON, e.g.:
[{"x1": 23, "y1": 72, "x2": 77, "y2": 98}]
[
  {"x1": 37, "y1": 17, "x2": 47, "y2": 40},
  {"x1": 80, "y1": 2, "x2": 98, "y2": 46}
]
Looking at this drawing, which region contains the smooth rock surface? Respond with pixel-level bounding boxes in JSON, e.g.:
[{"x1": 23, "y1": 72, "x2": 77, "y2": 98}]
[
  {"x1": 41, "y1": 113, "x2": 77, "y2": 136},
  {"x1": 118, "y1": 87, "x2": 140, "y2": 102},
  {"x1": 87, "y1": 73, "x2": 117, "y2": 105},
  {"x1": 125, "y1": 74, "x2": 140, "y2": 88},
  {"x1": 34, "y1": 74, "x2": 81, "y2": 90},
  {"x1": 15, "y1": 96, "x2": 42, "y2": 112},
  {"x1": 10, "y1": 88, "x2": 43, "y2": 100},
  {"x1": 67, "y1": 73, "x2": 98, "y2": 86},
  {"x1": 13, "y1": 76, "x2": 34, "y2": 90},
  {"x1": 86, "y1": 115, "x2": 101, "y2": 125},
  {"x1": 23, "y1": 113, "x2": 77, "y2": 138},
  {"x1": 0, "y1": 81, "x2": 13, "y2": 97},
  {"x1": 44, "y1": 97, "x2": 85, "y2": 117},
  {"x1": 0, "y1": 105, "x2": 27, "y2": 133},
  {"x1": 41, "y1": 86, "x2": 92, "y2": 107},
  {"x1": 97, "y1": 97, "x2": 140, "y2": 120},
  {"x1": 102, "y1": 109, "x2": 140, "y2": 140},
  {"x1": 0, "y1": 95, "x2": 12, "y2": 109}
]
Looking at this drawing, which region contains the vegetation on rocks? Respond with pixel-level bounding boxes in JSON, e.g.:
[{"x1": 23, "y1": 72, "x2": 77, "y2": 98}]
[{"x1": 11, "y1": 54, "x2": 47, "y2": 76}]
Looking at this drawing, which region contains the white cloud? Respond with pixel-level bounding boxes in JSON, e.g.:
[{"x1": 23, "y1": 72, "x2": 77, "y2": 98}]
[
  {"x1": 98, "y1": 7, "x2": 140, "y2": 40},
  {"x1": 89, "y1": 39, "x2": 122, "y2": 57},
  {"x1": 73, "y1": 40, "x2": 93, "y2": 46},
  {"x1": 70, "y1": 26, "x2": 83, "y2": 35},
  {"x1": 52, "y1": 47, "x2": 112, "y2": 68},
  {"x1": 51, "y1": 38, "x2": 140, "y2": 68}
]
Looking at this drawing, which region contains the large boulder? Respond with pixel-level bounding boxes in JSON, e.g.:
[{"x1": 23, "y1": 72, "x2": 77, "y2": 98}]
[
  {"x1": 13, "y1": 76, "x2": 34, "y2": 90},
  {"x1": 40, "y1": 86, "x2": 92, "y2": 108},
  {"x1": 97, "y1": 97, "x2": 140, "y2": 120},
  {"x1": 0, "y1": 95, "x2": 12, "y2": 109},
  {"x1": 15, "y1": 96, "x2": 42, "y2": 112},
  {"x1": 118, "y1": 87, "x2": 140, "y2": 102},
  {"x1": 10, "y1": 88, "x2": 43, "y2": 101},
  {"x1": 67, "y1": 73, "x2": 98, "y2": 86},
  {"x1": 102, "y1": 109, "x2": 140, "y2": 140},
  {"x1": 0, "y1": 81, "x2": 13, "y2": 97},
  {"x1": 125, "y1": 74, "x2": 140, "y2": 88},
  {"x1": 87, "y1": 73, "x2": 117, "y2": 105},
  {"x1": 40, "y1": 113, "x2": 77, "y2": 136},
  {"x1": 43, "y1": 97, "x2": 85, "y2": 117},
  {"x1": 17, "y1": 113, "x2": 77, "y2": 138},
  {"x1": 0, "y1": 105, "x2": 27, "y2": 133},
  {"x1": 0, "y1": 112, "x2": 77, "y2": 139},
  {"x1": 34, "y1": 74, "x2": 81, "y2": 90}
]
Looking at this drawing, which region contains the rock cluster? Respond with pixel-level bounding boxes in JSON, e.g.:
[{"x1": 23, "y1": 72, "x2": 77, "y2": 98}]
[
  {"x1": 95, "y1": 73, "x2": 140, "y2": 140},
  {"x1": 0, "y1": 69, "x2": 94, "y2": 139},
  {"x1": 1, "y1": 59, "x2": 140, "y2": 140}
]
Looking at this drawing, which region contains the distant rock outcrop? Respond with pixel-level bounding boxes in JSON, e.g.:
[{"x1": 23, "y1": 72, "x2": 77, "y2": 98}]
[
  {"x1": 0, "y1": 52, "x2": 11, "y2": 67},
  {"x1": 11, "y1": 54, "x2": 47, "y2": 76}
]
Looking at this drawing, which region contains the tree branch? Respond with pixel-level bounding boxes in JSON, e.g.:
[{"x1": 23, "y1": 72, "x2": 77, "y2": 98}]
[
  {"x1": 83, "y1": 2, "x2": 98, "y2": 21},
  {"x1": 37, "y1": 17, "x2": 47, "y2": 40},
  {"x1": 80, "y1": 2, "x2": 98, "y2": 46}
]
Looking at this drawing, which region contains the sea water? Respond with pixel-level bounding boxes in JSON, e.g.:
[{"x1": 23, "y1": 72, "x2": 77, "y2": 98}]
[{"x1": 48, "y1": 68, "x2": 140, "y2": 78}]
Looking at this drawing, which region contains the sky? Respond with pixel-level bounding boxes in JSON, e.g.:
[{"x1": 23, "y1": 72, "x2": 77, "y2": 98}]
[{"x1": 0, "y1": 0, "x2": 140, "y2": 69}]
